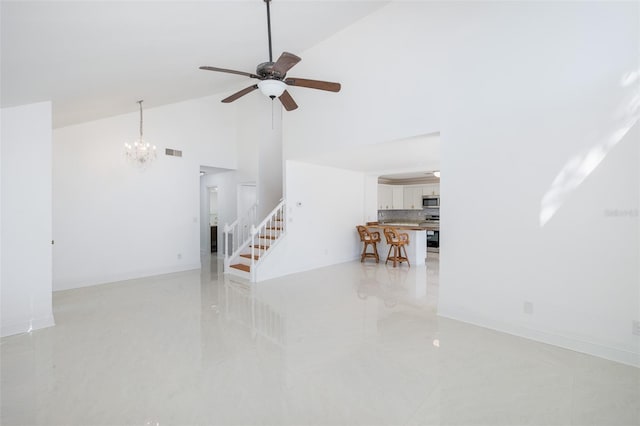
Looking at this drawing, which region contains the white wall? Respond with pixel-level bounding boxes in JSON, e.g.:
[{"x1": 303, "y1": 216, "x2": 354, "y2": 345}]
[
  {"x1": 282, "y1": 2, "x2": 639, "y2": 365},
  {"x1": 209, "y1": 188, "x2": 218, "y2": 223},
  {"x1": 282, "y1": 5, "x2": 444, "y2": 160},
  {"x1": 258, "y1": 104, "x2": 283, "y2": 218},
  {"x1": 237, "y1": 183, "x2": 257, "y2": 220},
  {"x1": 363, "y1": 175, "x2": 378, "y2": 223},
  {"x1": 197, "y1": 93, "x2": 281, "y2": 254},
  {"x1": 436, "y1": 1, "x2": 639, "y2": 367},
  {"x1": 199, "y1": 180, "x2": 211, "y2": 254},
  {"x1": 53, "y1": 95, "x2": 237, "y2": 290},
  {"x1": 256, "y1": 161, "x2": 365, "y2": 282},
  {"x1": 234, "y1": 94, "x2": 284, "y2": 218},
  {"x1": 1, "y1": 102, "x2": 55, "y2": 336}
]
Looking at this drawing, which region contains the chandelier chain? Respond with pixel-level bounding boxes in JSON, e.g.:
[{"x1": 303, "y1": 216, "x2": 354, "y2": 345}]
[{"x1": 138, "y1": 100, "x2": 144, "y2": 139}]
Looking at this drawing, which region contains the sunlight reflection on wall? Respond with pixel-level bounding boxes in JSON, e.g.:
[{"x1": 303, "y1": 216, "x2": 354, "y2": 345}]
[{"x1": 539, "y1": 68, "x2": 640, "y2": 227}]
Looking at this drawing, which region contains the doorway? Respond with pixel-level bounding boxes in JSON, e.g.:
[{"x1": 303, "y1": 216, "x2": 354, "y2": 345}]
[
  {"x1": 198, "y1": 166, "x2": 233, "y2": 258},
  {"x1": 209, "y1": 187, "x2": 218, "y2": 253}
]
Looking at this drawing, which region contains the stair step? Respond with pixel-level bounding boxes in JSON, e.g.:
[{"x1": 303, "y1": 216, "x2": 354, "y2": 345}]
[
  {"x1": 240, "y1": 254, "x2": 260, "y2": 260},
  {"x1": 230, "y1": 263, "x2": 250, "y2": 272},
  {"x1": 259, "y1": 235, "x2": 278, "y2": 240},
  {"x1": 250, "y1": 244, "x2": 270, "y2": 250},
  {"x1": 266, "y1": 226, "x2": 283, "y2": 230}
]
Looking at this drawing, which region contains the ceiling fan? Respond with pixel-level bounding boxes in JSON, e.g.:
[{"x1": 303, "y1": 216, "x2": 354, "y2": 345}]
[{"x1": 199, "y1": 0, "x2": 341, "y2": 111}]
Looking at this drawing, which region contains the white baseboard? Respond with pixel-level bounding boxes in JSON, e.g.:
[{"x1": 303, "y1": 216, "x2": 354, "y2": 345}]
[
  {"x1": 53, "y1": 263, "x2": 201, "y2": 292},
  {"x1": 1, "y1": 313, "x2": 55, "y2": 338},
  {"x1": 438, "y1": 306, "x2": 640, "y2": 368}
]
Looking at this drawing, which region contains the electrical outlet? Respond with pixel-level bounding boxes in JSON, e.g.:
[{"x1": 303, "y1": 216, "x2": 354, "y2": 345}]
[
  {"x1": 523, "y1": 301, "x2": 534, "y2": 315},
  {"x1": 177, "y1": 253, "x2": 182, "y2": 260},
  {"x1": 633, "y1": 320, "x2": 640, "y2": 336}
]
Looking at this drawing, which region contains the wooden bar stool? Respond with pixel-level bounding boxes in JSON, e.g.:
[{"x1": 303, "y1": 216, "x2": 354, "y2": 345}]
[
  {"x1": 383, "y1": 227, "x2": 410, "y2": 267},
  {"x1": 356, "y1": 225, "x2": 380, "y2": 263}
]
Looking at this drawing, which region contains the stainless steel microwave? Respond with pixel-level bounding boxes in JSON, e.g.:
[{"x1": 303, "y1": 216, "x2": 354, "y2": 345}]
[{"x1": 422, "y1": 196, "x2": 440, "y2": 208}]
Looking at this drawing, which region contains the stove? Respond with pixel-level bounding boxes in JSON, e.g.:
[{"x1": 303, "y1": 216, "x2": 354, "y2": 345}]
[{"x1": 424, "y1": 215, "x2": 440, "y2": 252}]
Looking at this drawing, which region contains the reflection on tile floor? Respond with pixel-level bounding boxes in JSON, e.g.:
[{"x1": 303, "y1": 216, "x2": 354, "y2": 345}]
[{"x1": 1, "y1": 254, "x2": 638, "y2": 425}]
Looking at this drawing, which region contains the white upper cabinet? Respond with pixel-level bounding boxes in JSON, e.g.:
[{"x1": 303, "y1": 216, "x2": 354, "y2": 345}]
[
  {"x1": 422, "y1": 184, "x2": 440, "y2": 196},
  {"x1": 378, "y1": 184, "x2": 393, "y2": 210},
  {"x1": 378, "y1": 183, "x2": 439, "y2": 210},
  {"x1": 392, "y1": 187, "x2": 404, "y2": 209},
  {"x1": 403, "y1": 186, "x2": 423, "y2": 209}
]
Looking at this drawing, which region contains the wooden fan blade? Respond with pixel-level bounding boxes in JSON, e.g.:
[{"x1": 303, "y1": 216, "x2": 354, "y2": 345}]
[
  {"x1": 221, "y1": 85, "x2": 259, "y2": 103},
  {"x1": 279, "y1": 90, "x2": 298, "y2": 111},
  {"x1": 284, "y1": 77, "x2": 341, "y2": 92},
  {"x1": 200, "y1": 66, "x2": 259, "y2": 79},
  {"x1": 272, "y1": 52, "x2": 301, "y2": 76}
]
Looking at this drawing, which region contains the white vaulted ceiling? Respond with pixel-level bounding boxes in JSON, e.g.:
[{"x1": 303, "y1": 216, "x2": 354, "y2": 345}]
[{"x1": 1, "y1": 1, "x2": 387, "y2": 128}]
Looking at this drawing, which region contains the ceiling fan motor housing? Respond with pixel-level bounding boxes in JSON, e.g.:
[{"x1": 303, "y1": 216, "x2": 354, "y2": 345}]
[{"x1": 256, "y1": 62, "x2": 285, "y2": 80}]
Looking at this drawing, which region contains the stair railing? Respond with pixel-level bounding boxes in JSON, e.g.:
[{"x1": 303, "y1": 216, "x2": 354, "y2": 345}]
[
  {"x1": 223, "y1": 203, "x2": 258, "y2": 270},
  {"x1": 248, "y1": 199, "x2": 286, "y2": 281}
]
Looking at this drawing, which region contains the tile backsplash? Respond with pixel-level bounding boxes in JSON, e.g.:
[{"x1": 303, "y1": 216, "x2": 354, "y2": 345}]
[{"x1": 378, "y1": 208, "x2": 439, "y2": 222}]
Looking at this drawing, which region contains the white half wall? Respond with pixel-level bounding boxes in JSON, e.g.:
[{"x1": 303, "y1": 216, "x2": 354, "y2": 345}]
[
  {"x1": 1, "y1": 101, "x2": 55, "y2": 337},
  {"x1": 53, "y1": 95, "x2": 237, "y2": 290},
  {"x1": 281, "y1": 2, "x2": 640, "y2": 365},
  {"x1": 256, "y1": 161, "x2": 365, "y2": 282}
]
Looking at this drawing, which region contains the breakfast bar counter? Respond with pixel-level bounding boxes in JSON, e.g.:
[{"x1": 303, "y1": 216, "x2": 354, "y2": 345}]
[{"x1": 364, "y1": 222, "x2": 428, "y2": 266}]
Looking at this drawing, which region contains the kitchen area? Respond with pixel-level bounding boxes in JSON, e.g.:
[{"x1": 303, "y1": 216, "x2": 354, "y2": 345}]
[{"x1": 366, "y1": 171, "x2": 440, "y2": 263}]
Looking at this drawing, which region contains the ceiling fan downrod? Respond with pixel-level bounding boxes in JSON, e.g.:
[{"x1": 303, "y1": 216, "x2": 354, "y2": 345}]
[{"x1": 265, "y1": 0, "x2": 273, "y2": 63}]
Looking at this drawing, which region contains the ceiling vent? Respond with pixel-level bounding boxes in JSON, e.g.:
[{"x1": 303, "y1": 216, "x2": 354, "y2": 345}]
[{"x1": 165, "y1": 148, "x2": 182, "y2": 157}]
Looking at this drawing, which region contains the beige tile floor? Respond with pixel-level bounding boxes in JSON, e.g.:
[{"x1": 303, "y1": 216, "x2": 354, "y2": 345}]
[{"x1": 1, "y1": 254, "x2": 638, "y2": 425}]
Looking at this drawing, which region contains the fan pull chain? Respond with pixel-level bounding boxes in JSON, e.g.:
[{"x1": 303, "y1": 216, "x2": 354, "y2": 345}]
[{"x1": 271, "y1": 99, "x2": 274, "y2": 130}]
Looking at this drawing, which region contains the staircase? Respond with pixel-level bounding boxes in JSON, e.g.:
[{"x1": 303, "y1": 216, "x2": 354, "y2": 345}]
[{"x1": 223, "y1": 199, "x2": 286, "y2": 282}]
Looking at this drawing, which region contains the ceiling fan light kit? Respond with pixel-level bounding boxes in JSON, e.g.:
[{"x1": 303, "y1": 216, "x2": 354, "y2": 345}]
[
  {"x1": 199, "y1": 0, "x2": 341, "y2": 111},
  {"x1": 258, "y1": 79, "x2": 287, "y2": 98}
]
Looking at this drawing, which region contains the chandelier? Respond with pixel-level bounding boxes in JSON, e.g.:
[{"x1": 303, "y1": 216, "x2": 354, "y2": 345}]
[{"x1": 124, "y1": 100, "x2": 156, "y2": 167}]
